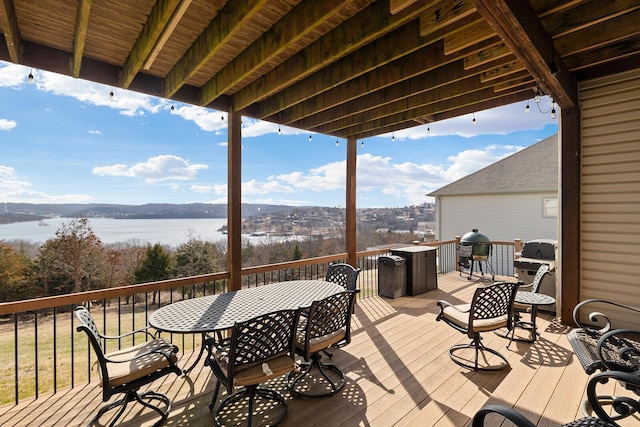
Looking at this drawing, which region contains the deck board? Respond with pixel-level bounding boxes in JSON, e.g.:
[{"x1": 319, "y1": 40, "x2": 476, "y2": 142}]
[{"x1": 1, "y1": 273, "x2": 638, "y2": 427}]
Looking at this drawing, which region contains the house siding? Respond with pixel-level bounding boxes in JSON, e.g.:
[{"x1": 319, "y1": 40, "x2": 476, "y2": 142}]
[
  {"x1": 437, "y1": 193, "x2": 558, "y2": 242},
  {"x1": 579, "y1": 68, "x2": 640, "y2": 324}
]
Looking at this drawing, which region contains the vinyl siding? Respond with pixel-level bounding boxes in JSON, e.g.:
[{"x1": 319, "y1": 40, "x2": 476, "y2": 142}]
[{"x1": 579, "y1": 68, "x2": 640, "y2": 324}]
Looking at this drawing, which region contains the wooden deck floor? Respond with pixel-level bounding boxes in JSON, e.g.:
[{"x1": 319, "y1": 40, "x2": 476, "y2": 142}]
[{"x1": 1, "y1": 273, "x2": 637, "y2": 427}]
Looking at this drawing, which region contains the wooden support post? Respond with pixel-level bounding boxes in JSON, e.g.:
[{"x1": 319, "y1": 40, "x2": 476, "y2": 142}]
[
  {"x1": 227, "y1": 109, "x2": 242, "y2": 291},
  {"x1": 346, "y1": 136, "x2": 357, "y2": 268}
]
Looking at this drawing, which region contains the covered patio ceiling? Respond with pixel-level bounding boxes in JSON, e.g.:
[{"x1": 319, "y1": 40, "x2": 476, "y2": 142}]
[{"x1": 1, "y1": 0, "x2": 638, "y2": 140}]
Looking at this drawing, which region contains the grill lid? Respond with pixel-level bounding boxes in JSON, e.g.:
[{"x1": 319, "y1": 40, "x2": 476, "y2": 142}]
[
  {"x1": 520, "y1": 239, "x2": 557, "y2": 260},
  {"x1": 460, "y1": 228, "x2": 490, "y2": 244}
]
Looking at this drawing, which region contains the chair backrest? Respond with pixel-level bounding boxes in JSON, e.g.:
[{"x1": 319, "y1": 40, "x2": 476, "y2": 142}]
[
  {"x1": 299, "y1": 291, "x2": 357, "y2": 358},
  {"x1": 325, "y1": 263, "x2": 360, "y2": 291},
  {"x1": 468, "y1": 281, "x2": 518, "y2": 335},
  {"x1": 530, "y1": 264, "x2": 551, "y2": 293},
  {"x1": 227, "y1": 308, "x2": 300, "y2": 383},
  {"x1": 75, "y1": 306, "x2": 110, "y2": 389}
]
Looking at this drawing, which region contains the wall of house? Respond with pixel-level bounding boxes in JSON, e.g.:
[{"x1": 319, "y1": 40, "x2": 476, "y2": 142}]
[
  {"x1": 435, "y1": 192, "x2": 558, "y2": 242},
  {"x1": 579, "y1": 68, "x2": 640, "y2": 325}
]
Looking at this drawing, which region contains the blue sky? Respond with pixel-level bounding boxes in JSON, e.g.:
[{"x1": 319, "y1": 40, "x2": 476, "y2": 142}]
[{"x1": 1, "y1": 61, "x2": 558, "y2": 208}]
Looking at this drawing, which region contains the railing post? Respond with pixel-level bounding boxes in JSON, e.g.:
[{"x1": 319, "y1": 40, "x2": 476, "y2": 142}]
[
  {"x1": 455, "y1": 236, "x2": 461, "y2": 272},
  {"x1": 514, "y1": 238, "x2": 523, "y2": 277}
]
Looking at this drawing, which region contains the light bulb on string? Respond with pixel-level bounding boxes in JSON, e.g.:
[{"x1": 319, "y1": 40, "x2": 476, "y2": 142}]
[
  {"x1": 335, "y1": 140, "x2": 339, "y2": 147},
  {"x1": 361, "y1": 141, "x2": 364, "y2": 148},
  {"x1": 28, "y1": 69, "x2": 34, "y2": 84},
  {"x1": 551, "y1": 103, "x2": 557, "y2": 119},
  {"x1": 278, "y1": 125, "x2": 281, "y2": 135},
  {"x1": 170, "y1": 104, "x2": 175, "y2": 113},
  {"x1": 109, "y1": 89, "x2": 114, "y2": 100},
  {"x1": 309, "y1": 133, "x2": 312, "y2": 142},
  {"x1": 427, "y1": 125, "x2": 430, "y2": 135},
  {"x1": 534, "y1": 88, "x2": 541, "y2": 103},
  {"x1": 472, "y1": 112, "x2": 477, "y2": 125},
  {"x1": 221, "y1": 114, "x2": 225, "y2": 122},
  {"x1": 525, "y1": 102, "x2": 530, "y2": 113},
  {"x1": 391, "y1": 133, "x2": 395, "y2": 143}
]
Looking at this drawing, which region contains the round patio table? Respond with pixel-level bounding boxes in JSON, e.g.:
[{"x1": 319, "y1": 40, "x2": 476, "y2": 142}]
[{"x1": 509, "y1": 291, "x2": 555, "y2": 345}]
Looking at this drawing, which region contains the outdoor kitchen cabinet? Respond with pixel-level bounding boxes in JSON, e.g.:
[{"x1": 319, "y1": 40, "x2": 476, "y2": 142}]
[{"x1": 391, "y1": 246, "x2": 437, "y2": 295}]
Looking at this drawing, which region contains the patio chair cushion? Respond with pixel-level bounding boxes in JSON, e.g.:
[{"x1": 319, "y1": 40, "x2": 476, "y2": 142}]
[
  {"x1": 295, "y1": 316, "x2": 346, "y2": 354},
  {"x1": 440, "y1": 304, "x2": 509, "y2": 332},
  {"x1": 233, "y1": 355, "x2": 296, "y2": 387},
  {"x1": 104, "y1": 338, "x2": 178, "y2": 388}
]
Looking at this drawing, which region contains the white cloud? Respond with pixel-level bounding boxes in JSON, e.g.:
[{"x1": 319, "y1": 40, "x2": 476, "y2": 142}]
[
  {"x1": 0, "y1": 165, "x2": 94, "y2": 203},
  {"x1": 0, "y1": 118, "x2": 16, "y2": 131},
  {"x1": 92, "y1": 155, "x2": 208, "y2": 183},
  {"x1": 88, "y1": 130, "x2": 102, "y2": 135},
  {"x1": 0, "y1": 63, "x2": 28, "y2": 87},
  {"x1": 190, "y1": 184, "x2": 227, "y2": 195}
]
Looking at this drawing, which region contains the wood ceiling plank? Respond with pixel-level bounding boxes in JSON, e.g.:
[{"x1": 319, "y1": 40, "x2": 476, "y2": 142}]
[
  {"x1": 122, "y1": 0, "x2": 186, "y2": 88},
  {"x1": 72, "y1": 0, "x2": 92, "y2": 78},
  {"x1": 419, "y1": 0, "x2": 477, "y2": 37},
  {"x1": 444, "y1": 19, "x2": 494, "y2": 55},
  {"x1": 554, "y1": 9, "x2": 640, "y2": 57},
  {"x1": 390, "y1": 0, "x2": 421, "y2": 15},
  {"x1": 255, "y1": 12, "x2": 483, "y2": 122},
  {"x1": 0, "y1": 0, "x2": 21, "y2": 63},
  {"x1": 285, "y1": 40, "x2": 507, "y2": 131},
  {"x1": 493, "y1": 74, "x2": 534, "y2": 92},
  {"x1": 563, "y1": 35, "x2": 640, "y2": 72},
  {"x1": 164, "y1": 0, "x2": 270, "y2": 98},
  {"x1": 480, "y1": 59, "x2": 524, "y2": 82},
  {"x1": 471, "y1": 0, "x2": 578, "y2": 107},
  {"x1": 463, "y1": 41, "x2": 510, "y2": 69},
  {"x1": 233, "y1": 0, "x2": 434, "y2": 112},
  {"x1": 302, "y1": 55, "x2": 523, "y2": 134},
  {"x1": 200, "y1": 0, "x2": 361, "y2": 106}
]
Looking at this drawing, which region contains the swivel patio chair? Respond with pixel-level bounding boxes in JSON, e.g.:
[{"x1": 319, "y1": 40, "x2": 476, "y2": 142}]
[
  {"x1": 567, "y1": 299, "x2": 640, "y2": 422},
  {"x1": 472, "y1": 370, "x2": 640, "y2": 427},
  {"x1": 75, "y1": 306, "x2": 181, "y2": 427},
  {"x1": 436, "y1": 281, "x2": 519, "y2": 371},
  {"x1": 325, "y1": 262, "x2": 361, "y2": 292},
  {"x1": 287, "y1": 290, "x2": 357, "y2": 398},
  {"x1": 204, "y1": 308, "x2": 300, "y2": 427}
]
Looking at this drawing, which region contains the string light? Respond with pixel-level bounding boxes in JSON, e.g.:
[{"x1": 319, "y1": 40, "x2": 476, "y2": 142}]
[
  {"x1": 221, "y1": 114, "x2": 225, "y2": 122},
  {"x1": 472, "y1": 112, "x2": 477, "y2": 125},
  {"x1": 278, "y1": 125, "x2": 281, "y2": 135},
  {"x1": 170, "y1": 104, "x2": 175, "y2": 112},
  {"x1": 551, "y1": 103, "x2": 557, "y2": 119},
  {"x1": 427, "y1": 125, "x2": 430, "y2": 135},
  {"x1": 391, "y1": 133, "x2": 395, "y2": 143},
  {"x1": 335, "y1": 140, "x2": 339, "y2": 147},
  {"x1": 525, "y1": 101, "x2": 530, "y2": 113},
  {"x1": 28, "y1": 69, "x2": 34, "y2": 84},
  {"x1": 309, "y1": 133, "x2": 312, "y2": 142},
  {"x1": 361, "y1": 141, "x2": 364, "y2": 147},
  {"x1": 534, "y1": 88, "x2": 541, "y2": 103},
  {"x1": 109, "y1": 89, "x2": 114, "y2": 100}
]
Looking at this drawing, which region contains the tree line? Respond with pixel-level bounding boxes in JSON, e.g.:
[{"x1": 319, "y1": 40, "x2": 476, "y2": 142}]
[{"x1": 0, "y1": 218, "x2": 421, "y2": 303}]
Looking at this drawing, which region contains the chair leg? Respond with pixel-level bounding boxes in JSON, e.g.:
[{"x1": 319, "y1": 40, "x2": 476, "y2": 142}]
[
  {"x1": 214, "y1": 385, "x2": 288, "y2": 427},
  {"x1": 449, "y1": 335, "x2": 510, "y2": 372},
  {"x1": 90, "y1": 389, "x2": 171, "y2": 427},
  {"x1": 209, "y1": 380, "x2": 221, "y2": 410},
  {"x1": 287, "y1": 352, "x2": 346, "y2": 398}
]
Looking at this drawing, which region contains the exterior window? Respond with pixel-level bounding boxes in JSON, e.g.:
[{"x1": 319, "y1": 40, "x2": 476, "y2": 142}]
[{"x1": 543, "y1": 198, "x2": 558, "y2": 217}]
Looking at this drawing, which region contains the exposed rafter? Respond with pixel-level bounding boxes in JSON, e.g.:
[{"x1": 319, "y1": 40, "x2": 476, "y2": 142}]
[
  {"x1": 0, "y1": 0, "x2": 21, "y2": 63},
  {"x1": 72, "y1": 0, "x2": 92, "y2": 78},
  {"x1": 470, "y1": 0, "x2": 578, "y2": 107},
  {"x1": 122, "y1": 0, "x2": 188, "y2": 88},
  {"x1": 164, "y1": 0, "x2": 270, "y2": 98}
]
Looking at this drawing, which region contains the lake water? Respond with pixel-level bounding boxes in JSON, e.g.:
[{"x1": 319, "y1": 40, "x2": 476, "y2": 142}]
[{"x1": 0, "y1": 217, "x2": 285, "y2": 247}]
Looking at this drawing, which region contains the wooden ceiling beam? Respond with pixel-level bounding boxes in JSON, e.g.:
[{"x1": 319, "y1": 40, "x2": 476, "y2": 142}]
[
  {"x1": 255, "y1": 11, "x2": 483, "y2": 122},
  {"x1": 564, "y1": 35, "x2": 640, "y2": 73},
  {"x1": 0, "y1": 0, "x2": 21, "y2": 63},
  {"x1": 164, "y1": 0, "x2": 269, "y2": 98},
  {"x1": 200, "y1": 0, "x2": 360, "y2": 106},
  {"x1": 284, "y1": 42, "x2": 509, "y2": 130},
  {"x1": 233, "y1": 0, "x2": 435, "y2": 112},
  {"x1": 303, "y1": 59, "x2": 526, "y2": 134},
  {"x1": 122, "y1": 0, "x2": 190, "y2": 88},
  {"x1": 72, "y1": 0, "x2": 92, "y2": 78},
  {"x1": 470, "y1": 0, "x2": 578, "y2": 108}
]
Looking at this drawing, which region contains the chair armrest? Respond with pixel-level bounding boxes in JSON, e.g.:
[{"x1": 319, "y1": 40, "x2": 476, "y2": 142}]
[
  {"x1": 472, "y1": 405, "x2": 535, "y2": 427},
  {"x1": 587, "y1": 370, "x2": 640, "y2": 422},
  {"x1": 573, "y1": 299, "x2": 640, "y2": 333},
  {"x1": 597, "y1": 329, "x2": 640, "y2": 373},
  {"x1": 99, "y1": 326, "x2": 155, "y2": 341},
  {"x1": 436, "y1": 300, "x2": 468, "y2": 313}
]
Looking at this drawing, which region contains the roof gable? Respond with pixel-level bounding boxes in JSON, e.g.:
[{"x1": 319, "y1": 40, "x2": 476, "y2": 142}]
[{"x1": 428, "y1": 134, "x2": 558, "y2": 196}]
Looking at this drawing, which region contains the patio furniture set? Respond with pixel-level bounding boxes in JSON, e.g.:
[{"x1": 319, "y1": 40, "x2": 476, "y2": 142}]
[
  {"x1": 75, "y1": 263, "x2": 360, "y2": 427},
  {"x1": 437, "y1": 263, "x2": 640, "y2": 426}
]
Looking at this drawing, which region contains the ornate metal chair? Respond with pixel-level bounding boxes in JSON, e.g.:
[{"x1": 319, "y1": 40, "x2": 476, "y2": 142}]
[
  {"x1": 325, "y1": 262, "x2": 361, "y2": 291},
  {"x1": 436, "y1": 281, "x2": 519, "y2": 371},
  {"x1": 472, "y1": 370, "x2": 640, "y2": 427},
  {"x1": 504, "y1": 263, "x2": 550, "y2": 344},
  {"x1": 75, "y1": 306, "x2": 181, "y2": 427},
  {"x1": 204, "y1": 309, "x2": 300, "y2": 427},
  {"x1": 287, "y1": 290, "x2": 357, "y2": 398},
  {"x1": 567, "y1": 299, "x2": 640, "y2": 422}
]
